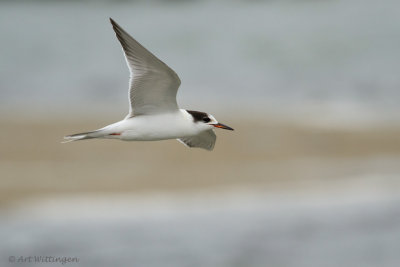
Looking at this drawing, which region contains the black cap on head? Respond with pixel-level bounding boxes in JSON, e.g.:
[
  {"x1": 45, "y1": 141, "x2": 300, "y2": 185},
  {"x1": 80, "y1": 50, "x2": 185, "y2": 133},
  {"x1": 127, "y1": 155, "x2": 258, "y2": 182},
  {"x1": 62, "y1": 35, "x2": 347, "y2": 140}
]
[{"x1": 186, "y1": 110, "x2": 210, "y2": 123}]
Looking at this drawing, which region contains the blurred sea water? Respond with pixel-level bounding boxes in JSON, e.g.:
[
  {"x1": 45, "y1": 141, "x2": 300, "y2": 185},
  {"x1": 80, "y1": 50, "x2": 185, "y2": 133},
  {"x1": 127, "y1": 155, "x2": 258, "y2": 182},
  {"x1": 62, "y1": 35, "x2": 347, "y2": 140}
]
[
  {"x1": 2, "y1": 188, "x2": 400, "y2": 267},
  {"x1": 1, "y1": 0, "x2": 400, "y2": 123}
]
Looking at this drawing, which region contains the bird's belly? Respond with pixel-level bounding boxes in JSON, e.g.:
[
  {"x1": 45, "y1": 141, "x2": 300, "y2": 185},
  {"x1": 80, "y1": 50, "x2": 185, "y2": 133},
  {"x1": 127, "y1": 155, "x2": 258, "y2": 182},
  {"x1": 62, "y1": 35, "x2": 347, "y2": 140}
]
[
  {"x1": 120, "y1": 125, "x2": 197, "y2": 141},
  {"x1": 121, "y1": 131, "x2": 178, "y2": 141},
  {"x1": 114, "y1": 112, "x2": 201, "y2": 141}
]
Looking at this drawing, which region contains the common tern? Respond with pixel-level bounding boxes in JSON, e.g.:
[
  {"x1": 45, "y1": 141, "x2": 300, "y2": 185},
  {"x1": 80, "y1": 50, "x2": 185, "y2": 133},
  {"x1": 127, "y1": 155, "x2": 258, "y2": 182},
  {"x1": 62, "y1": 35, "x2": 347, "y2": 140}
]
[{"x1": 64, "y1": 18, "x2": 233, "y2": 150}]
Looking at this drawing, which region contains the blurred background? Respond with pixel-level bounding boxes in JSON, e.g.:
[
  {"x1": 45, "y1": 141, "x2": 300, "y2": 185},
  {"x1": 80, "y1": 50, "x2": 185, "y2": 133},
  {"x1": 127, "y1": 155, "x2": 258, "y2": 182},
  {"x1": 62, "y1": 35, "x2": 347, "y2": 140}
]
[{"x1": 1, "y1": 0, "x2": 400, "y2": 266}]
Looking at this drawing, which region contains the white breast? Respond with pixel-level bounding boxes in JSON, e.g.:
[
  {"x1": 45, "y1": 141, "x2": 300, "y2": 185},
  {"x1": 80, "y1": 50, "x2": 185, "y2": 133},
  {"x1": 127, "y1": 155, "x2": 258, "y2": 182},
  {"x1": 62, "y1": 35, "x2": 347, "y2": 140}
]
[{"x1": 115, "y1": 109, "x2": 204, "y2": 141}]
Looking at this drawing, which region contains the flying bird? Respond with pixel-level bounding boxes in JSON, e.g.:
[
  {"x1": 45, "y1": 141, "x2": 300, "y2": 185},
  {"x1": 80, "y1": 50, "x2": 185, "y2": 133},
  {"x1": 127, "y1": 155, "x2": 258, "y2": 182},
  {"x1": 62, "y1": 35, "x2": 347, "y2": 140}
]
[{"x1": 64, "y1": 18, "x2": 233, "y2": 150}]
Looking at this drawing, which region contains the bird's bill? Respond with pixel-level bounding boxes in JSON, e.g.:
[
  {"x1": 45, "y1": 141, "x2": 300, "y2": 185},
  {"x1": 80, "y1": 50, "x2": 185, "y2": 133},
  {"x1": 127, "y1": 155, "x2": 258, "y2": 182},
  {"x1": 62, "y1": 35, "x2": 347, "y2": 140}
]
[{"x1": 212, "y1": 123, "x2": 234, "y2": 131}]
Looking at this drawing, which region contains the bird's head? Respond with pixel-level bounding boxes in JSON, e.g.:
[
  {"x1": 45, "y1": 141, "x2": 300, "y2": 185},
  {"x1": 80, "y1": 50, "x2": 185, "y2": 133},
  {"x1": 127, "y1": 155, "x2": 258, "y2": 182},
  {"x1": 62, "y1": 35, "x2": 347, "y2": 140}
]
[{"x1": 186, "y1": 110, "x2": 234, "y2": 131}]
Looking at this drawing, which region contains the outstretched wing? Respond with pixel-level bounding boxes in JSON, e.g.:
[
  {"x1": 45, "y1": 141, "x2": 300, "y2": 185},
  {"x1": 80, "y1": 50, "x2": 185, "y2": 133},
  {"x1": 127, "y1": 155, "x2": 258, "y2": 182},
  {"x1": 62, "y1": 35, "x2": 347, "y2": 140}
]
[
  {"x1": 177, "y1": 130, "x2": 216, "y2": 151},
  {"x1": 110, "y1": 18, "x2": 181, "y2": 117}
]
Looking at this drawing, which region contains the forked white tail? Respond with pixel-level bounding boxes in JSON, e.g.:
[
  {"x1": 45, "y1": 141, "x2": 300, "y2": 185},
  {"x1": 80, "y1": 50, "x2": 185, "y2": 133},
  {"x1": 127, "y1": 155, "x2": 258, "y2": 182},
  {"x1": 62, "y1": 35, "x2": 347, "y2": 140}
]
[{"x1": 62, "y1": 131, "x2": 98, "y2": 143}]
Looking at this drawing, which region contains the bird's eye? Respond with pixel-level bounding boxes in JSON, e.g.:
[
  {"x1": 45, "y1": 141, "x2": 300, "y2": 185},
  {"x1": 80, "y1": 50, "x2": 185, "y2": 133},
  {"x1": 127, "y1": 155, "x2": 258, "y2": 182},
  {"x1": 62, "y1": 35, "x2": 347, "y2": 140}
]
[{"x1": 203, "y1": 117, "x2": 211, "y2": 123}]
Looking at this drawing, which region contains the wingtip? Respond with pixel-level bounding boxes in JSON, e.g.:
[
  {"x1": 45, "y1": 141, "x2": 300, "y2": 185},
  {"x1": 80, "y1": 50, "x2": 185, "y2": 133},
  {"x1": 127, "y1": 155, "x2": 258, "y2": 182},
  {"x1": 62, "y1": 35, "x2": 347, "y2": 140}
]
[{"x1": 109, "y1": 17, "x2": 115, "y2": 25}]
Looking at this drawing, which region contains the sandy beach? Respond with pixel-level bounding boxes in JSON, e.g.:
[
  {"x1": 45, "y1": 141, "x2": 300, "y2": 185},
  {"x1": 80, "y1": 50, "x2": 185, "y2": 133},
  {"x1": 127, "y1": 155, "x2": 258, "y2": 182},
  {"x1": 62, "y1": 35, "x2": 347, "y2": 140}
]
[{"x1": 1, "y1": 114, "x2": 400, "y2": 206}]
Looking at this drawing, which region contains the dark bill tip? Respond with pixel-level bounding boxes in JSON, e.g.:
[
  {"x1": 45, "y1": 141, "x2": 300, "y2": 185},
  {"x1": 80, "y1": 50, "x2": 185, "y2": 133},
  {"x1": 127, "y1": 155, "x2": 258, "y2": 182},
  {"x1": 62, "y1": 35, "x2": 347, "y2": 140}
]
[{"x1": 213, "y1": 123, "x2": 234, "y2": 131}]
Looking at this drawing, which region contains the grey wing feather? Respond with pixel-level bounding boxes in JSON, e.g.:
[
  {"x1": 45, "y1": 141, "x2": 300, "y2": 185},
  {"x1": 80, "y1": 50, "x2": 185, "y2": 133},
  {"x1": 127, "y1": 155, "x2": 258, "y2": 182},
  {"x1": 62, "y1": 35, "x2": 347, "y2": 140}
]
[
  {"x1": 177, "y1": 130, "x2": 216, "y2": 151},
  {"x1": 110, "y1": 18, "x2": 181, "y2": 116}
]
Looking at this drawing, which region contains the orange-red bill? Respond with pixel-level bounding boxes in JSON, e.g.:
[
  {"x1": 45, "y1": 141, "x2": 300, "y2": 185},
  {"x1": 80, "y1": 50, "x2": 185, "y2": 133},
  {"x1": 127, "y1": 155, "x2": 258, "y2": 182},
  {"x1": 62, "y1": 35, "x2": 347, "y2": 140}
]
[{"x1": 212, "y1": 123, "x2": 234, "y2": 131}]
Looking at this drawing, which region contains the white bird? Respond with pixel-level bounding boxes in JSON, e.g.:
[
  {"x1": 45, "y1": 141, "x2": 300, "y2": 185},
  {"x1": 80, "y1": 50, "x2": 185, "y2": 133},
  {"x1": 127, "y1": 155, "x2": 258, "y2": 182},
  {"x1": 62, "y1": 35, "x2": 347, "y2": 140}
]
[{"x1": 64, "y1": 18, "x2": 233, "y2": 150}]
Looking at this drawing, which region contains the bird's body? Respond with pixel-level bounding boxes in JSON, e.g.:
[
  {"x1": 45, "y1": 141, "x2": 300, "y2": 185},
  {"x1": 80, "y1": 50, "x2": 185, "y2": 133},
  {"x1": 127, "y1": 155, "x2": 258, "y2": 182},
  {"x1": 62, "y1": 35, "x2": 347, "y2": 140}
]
[
  {"x1": 64, "y1": 18, "x2": 233, "y2": 150},
  {"x1": 110, "y1": 110, "x2": 201, "y2": 141},
  {"x1": 72, "y1": 109, "x2": 208, "y2": 141}
]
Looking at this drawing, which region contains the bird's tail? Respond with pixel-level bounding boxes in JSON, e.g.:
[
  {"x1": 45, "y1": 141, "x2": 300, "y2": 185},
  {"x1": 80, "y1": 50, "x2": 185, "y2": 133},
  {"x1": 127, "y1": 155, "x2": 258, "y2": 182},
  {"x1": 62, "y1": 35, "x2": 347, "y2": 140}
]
[{"x1": 62, "y1": 130, "x2": 99, "y2": 143}]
